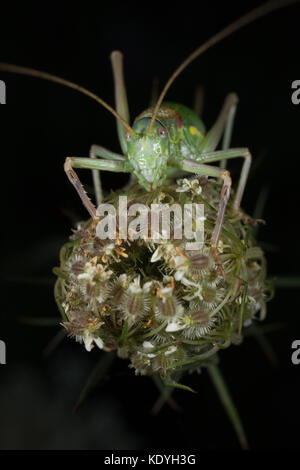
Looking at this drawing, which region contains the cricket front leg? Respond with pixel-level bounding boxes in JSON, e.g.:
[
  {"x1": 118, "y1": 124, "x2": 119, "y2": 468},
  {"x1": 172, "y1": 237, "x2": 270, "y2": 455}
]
[
  {"x1": 89, "y1": 144, "x2": 126, "y2": 206},
  {"x1": 64, "y1": 156, "x2": 129, "y2": 219},
  {"x1": 180, "y1": 159, "x2": 232, "y2": 251}
]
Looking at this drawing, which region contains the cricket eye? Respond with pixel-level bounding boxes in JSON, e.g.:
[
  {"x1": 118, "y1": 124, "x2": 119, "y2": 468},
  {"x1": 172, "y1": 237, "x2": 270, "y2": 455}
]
[
  {"x1": 157, "y1": 127, "x2": 167, "y2": 138},
  {"x1": 125, "y1": 131, "x2": 132, "y2": 142}
]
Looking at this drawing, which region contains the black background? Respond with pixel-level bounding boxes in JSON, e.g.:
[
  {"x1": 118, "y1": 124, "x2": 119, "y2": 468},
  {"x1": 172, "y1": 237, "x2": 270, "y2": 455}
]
[{"x1": 0, "y1": 0, "x2": 300, "y2": 450}]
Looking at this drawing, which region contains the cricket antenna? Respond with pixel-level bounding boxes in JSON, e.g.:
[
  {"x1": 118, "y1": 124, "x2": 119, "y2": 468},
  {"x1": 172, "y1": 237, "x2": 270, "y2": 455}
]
[
  {"x1": 0, "y1": 62, "x2": 135, "y2": 135},
  {"x1": 149, "y1": 0, "x2": 299, "y2": 130}
]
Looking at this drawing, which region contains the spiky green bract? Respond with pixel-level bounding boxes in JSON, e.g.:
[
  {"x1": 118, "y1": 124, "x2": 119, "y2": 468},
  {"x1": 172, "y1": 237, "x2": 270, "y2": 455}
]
[{"x1": 54, "y1": 176, "x2": 272, "y2": 380}]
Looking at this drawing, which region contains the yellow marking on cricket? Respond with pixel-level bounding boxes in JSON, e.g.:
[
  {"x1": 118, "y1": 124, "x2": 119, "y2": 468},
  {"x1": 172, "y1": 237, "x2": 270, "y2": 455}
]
[{"x1": 189, "y1": 125, "x2": 203, "y2": 138}]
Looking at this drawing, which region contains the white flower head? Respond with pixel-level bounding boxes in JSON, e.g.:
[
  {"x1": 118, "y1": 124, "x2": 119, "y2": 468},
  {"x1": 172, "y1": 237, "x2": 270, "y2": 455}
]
[
  {"x1": 128, "y1": 275, "x2": 153, "y2": 294},
  {"x1": 176, "y1": 178, "x2": 202, "y2": 195},
  {"x1": 164, "y1": 345, "x2": 177, "y2": 356},
  {"x1": 78, "y1": 331, "x2": 104, "y2": 352},
  {"x1": 172, "y1": 255, "x2": 189, "y2": 281},
  {"x1": 118, "y1": 273, "x2": 129, "y2": 288},
  {"x1": 140, "y1": 341, "x2": 157, "y2": 358},
  {"x1": 104, "y1": 243, "x2": 115, "y2": 256},
  {"x1": 150, "y1": 242, "x2": 176, "y2": 263},
  {"x1": 77, "y1": 261, "x2": 96, "y2": 281},
  {"x1": 143, "y1": 341, "x2": 155, "y2": 350},
  {"x1": 77, "y1": 260, "x2": 112, "y2": 282},
  {"x1": 96, "y1": 263, "x2": 113, "y2": 281},
  {"x1": 217, "y1": 239, "x2": 224, "y2": 253},
  {"x1": 165, "y1": 321, "x2": 187, "y2": 332},
  {"x1": 181, "y1": 277, "x2": 203, "y2": 301},
  {"x1": 158, "y1": 286, "x2": 173, "y2": 298},
  {"x1": 128, "y1": 275, "x2": 142, "y2": 294}
]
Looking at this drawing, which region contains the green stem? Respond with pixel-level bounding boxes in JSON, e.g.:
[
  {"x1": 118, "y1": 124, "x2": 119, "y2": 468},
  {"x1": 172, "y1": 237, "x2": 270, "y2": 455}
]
[
  {"x1": 248, "y1": 324, "x2": 278, "y2": 367},
  {"x1": 151, "y1": 374, "x2": 181, "y2": 414},
  {"x1": 141, "y1": 320, "x2": 167, "y2": 339},
  {"x1": 173, "y1": 346, "x2": 219, "y2": 370},
  {"x1": 119, "y1": 320, "x2": 129, "y2": 346},
  {"x1": 74, "y1": 351, "x2": 116, "y2": 411},
  {"x1": 238, "y1": 283, "x2": 248, "y2": 336},
  {"x1": 207, "y1": 364, "x2": 249, "y2": 450},
  {"x1": 162, "y1": 377, "x2": 196, "y2": 394}
]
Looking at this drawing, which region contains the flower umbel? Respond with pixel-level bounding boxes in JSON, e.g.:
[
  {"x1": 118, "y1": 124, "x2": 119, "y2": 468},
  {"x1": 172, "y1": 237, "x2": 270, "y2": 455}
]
[{"x1": 55, "y1": 177, "x2": 271, "y2": 377}]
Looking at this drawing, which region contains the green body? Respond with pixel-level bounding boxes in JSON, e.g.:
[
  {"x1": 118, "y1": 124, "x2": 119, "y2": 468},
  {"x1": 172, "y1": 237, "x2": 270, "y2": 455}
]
[
  {"x1": 128, "y1": 102, "x2": 206, "y2": 190},
  {"x1": 163, "y1": 101, "x2": 206, "y2": 149},
  {"x1": 65, "y1": 55, "x2": 250, "y2": 251}
]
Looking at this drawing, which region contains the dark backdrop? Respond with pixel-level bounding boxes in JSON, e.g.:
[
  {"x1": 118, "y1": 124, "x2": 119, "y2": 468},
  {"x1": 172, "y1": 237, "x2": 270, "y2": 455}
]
[{"x1": 0, "y1": 0, "x2": 299, "y2": 450}]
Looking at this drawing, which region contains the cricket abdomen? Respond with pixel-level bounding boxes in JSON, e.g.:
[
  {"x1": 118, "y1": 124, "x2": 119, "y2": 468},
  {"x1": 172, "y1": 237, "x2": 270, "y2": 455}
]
[{"x1": 163, "y1": 101, "x2": 206, "y2": 151}]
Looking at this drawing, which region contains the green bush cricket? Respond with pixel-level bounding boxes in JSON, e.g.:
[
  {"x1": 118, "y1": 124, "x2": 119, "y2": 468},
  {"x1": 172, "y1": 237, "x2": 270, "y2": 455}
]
[
  {"x1": 1, "y1": 1, "x2": 299, "y2": 448},
  {"x1": 0, "y1": 0, "x2": 298, "y2": 254}
]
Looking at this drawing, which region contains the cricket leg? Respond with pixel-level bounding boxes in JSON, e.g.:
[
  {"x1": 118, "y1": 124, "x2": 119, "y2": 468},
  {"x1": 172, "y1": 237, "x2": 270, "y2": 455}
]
[
  {"x1": 110, "y1": 51, "x2": 137, "y2": 190},
  {"x1": 89, "y1": 144, "x2": 125, "y2": 205},
  {"x1": 179, "y1": 159, "x2": 231, "y2": 250},
  {"x1": 220, "y1": 95, "x2": 238, "y2": 168},
  {"x1": 166, "y1": 167, "x2": 189, "y2": 180},
  {"x1": 199, "y1": 93, "x2": 239, "y2": 154},
  {"x1": 64, "y1": 157, "x2": 129, "y2": 219},
  {"x1": 192, "y1": 148, "x2": 252, "y2": 212},
  {"x1": 110, "y1": 51, "x2": 130, "y2": 154}
]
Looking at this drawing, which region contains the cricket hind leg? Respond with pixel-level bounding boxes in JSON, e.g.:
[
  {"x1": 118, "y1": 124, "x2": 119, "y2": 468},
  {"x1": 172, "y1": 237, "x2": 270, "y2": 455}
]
[
  {"x1": 220, "y1": 94, "x2": 238, "y2": 168},
  {"x1": 110, "y1": 51, "x2": 130, "y2": 155},
  {"x1": 110, "y1": 51, "x2": 138, "y2": 190},
  {"x1": 195, "y1": 93, "x2": 251, "y2": 212},
  {"x1": 199, "y1": 92, "x2": 239, "y2": 154}
]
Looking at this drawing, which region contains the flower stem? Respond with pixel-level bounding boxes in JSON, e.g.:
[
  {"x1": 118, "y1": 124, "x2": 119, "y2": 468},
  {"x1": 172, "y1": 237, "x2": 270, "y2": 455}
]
[
  {"x1": 207, "y1": 364, "x2": 249, "y2": 450},
  {"x1": 151, "y1": 374, "x2": 182, "y2": 414}
]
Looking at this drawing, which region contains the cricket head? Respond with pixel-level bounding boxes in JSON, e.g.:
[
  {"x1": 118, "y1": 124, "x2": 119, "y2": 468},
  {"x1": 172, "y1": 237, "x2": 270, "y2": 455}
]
[{"x1": 126, "y1": 117, "x2": 170, "y2": 191}]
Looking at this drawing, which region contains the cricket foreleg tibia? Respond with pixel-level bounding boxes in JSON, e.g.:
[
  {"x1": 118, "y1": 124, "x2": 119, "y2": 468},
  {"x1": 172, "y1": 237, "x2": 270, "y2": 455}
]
[
  {"x1": 180, "y1": 159, "x2": 232, "y2": 250},
  {"x1": 89, "y1": 144, "x2": 125, "y2": 205},
  {"x1": 64, "y1": 156, "x2": 128, "y2": 219}
]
